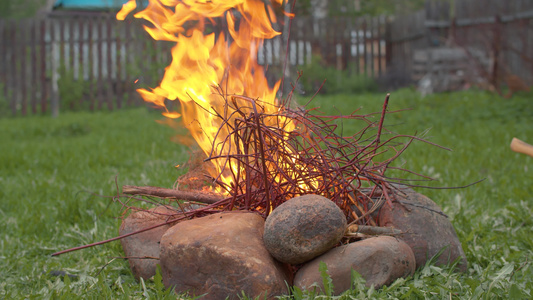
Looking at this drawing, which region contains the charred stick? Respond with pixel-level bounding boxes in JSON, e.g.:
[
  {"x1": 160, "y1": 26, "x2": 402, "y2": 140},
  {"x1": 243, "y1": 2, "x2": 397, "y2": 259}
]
[{"x1": 122, "y1": 185, "x2": 224, "y2": 205}]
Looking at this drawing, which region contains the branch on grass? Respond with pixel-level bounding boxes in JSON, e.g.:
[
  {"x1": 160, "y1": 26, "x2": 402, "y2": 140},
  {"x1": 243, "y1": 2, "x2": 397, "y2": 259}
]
[{"x1": 122, "y1": 185, "x2": 224, "y2": 205}]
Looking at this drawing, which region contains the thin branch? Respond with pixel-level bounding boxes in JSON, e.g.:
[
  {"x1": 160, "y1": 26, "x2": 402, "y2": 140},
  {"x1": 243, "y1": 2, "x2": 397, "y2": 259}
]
[{"x1": 51, "y1": 216, "x2": 184, "y2": 257}]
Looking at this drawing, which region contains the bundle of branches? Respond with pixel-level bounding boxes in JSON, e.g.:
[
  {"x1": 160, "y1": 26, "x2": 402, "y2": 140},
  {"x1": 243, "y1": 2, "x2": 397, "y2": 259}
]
[
  {"x1": 124, "y1": 89, "x2": 436, "y2": 225},
  {"x1": 204, "y1": 92, "x2": 403, "y2": 224}
]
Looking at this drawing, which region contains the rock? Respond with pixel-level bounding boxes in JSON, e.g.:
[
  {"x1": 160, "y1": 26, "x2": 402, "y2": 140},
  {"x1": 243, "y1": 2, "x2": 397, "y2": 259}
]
[
  {"x1": 119, "y1": 206, "x2": 178, "y2": 280},
  {"x1": 160, "y1": 212, "x2": 290, "y2": 300},
  {"x1": 263, "y1": 194, "x2": 347, "y2": 265},
  {"x1": 378, "y1": 185, "x2": 468, "y2": 271},
  {"x1": 294, "y1": 236, "x2": 415, "y2": 294}
]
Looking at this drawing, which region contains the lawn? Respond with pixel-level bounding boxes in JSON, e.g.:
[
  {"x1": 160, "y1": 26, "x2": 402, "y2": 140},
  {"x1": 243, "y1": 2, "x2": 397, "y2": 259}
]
[{"x1": 0, "y1": 88, "x2": 531, "y2": 298}]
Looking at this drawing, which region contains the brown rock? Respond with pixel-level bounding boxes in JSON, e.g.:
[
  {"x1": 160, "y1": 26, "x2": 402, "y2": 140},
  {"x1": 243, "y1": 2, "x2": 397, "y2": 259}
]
[
  {"x1": 263, "y1": 194, "x2": 347, "y2": 265},
  {"x1": 378, "y1": 185, "x2": 468, "y2": 271},
  {"x1": 119, "y1": 206, "x2": 178, "y2": 280},
  {"x1": 160, "y1": 212, "x2": 290, "y2": 300},
  {"x1": 294, "y1": 236, "x2": 415, "y2": 294}
]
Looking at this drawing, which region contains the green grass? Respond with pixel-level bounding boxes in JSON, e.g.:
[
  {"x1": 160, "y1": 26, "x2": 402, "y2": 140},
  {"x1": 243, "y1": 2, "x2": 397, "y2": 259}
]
[{"x1": 1, "y1": 89, "x2": 532, "y2": 298}]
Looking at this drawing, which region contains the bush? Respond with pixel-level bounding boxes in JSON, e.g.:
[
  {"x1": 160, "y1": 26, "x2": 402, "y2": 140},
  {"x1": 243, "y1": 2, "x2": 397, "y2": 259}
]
[
  {"x1": 57, "y1": 65, "x2": 91, "y2": 111},
  {"x1": 296, "y1": 55, "x2": 378, "y2": 95}
]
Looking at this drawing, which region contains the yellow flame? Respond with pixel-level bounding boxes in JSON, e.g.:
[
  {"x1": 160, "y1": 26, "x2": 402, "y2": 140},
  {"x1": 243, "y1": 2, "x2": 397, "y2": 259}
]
[
  {"x1": 116, "y1": 0, "x2": 136, "y2": 21},
  {"x1": 117, "y1": 0, "x2": 301, "y2": 191}
]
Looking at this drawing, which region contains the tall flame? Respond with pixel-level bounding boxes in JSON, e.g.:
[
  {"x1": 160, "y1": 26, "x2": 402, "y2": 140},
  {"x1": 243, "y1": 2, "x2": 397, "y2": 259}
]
[{"x1": 117, "y1": 0, "x2": 294, "y2": 188}]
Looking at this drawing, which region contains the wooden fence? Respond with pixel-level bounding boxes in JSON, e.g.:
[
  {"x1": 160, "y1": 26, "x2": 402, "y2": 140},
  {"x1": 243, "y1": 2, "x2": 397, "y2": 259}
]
[
  {"x1": 2, "y1": 0, "x2": 533, "y2": 117},
  {"x1": 389, "y1": 0, "x2": 533, "y2": 90},
  {"x1": 288, "y1": 15, "x2": 388, "y2": 77},
  {"x1": 0, "y1": 11, "x2": 176, "y2": 116},
  {"x1": 0, "y1": 12, "x2": 387, "y2": 117}
]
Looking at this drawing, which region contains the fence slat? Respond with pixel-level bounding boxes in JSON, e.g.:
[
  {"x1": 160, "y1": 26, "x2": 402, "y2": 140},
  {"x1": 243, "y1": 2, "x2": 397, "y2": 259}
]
[
  {"x1": 49, "y1": 19, "x2": 58, "y2": 117},
  {"x1": 21, "y1": 22, "x2": 28, "y2": 115},
  {"x1": 369, "y1": 17, "x2": 375, "y2": 78},
  {"x1": 96, "y1": 16, "x2": 103, "y2": 110},
  {"x1": 106, "y1": 16, "x2": 113, "y2": 110},
  {"x1": 87, "y1": 16, "x2": 94, "y2": 111},
  {"x1": 377, "y1": 16, "x2": 383, "y2": 77},
  {"x1": 0, "y1": 20, "x2": 7, "y2": 110},
  {"x1": 6, "y1": 20, "x2": 14, "y2": 115},
  {"x1": 115, "y1": 22, "x2": 123, "y2": 109},
  {"x1": 40, "y1": 19, "x2": 47, "y2": 114},
  {"x1": 77, "y1": 17, "x2": 84, "y2": 108},
  {"x1": 30, "y1": 19, "x2": 37, "y2": 114},
  {"x1": 125, "y1": 21, "x2": 133, "y2": 107},
  {"x1": 57, "y1": 18, "x2": 66, "y2": 114}
]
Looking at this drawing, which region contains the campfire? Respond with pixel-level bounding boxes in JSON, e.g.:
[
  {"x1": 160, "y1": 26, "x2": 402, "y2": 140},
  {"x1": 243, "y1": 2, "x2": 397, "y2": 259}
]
[
  {"x1": 113, "y1": 0, "x2": 406, "y2": 221},
  {"x1": 53, "y1": 0, "x2": 469, "y2": 298}
]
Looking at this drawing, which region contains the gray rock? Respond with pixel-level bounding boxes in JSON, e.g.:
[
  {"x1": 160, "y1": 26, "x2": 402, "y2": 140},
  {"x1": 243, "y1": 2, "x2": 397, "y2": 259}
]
[
  {"x1": 119, "y1": 206, "x2": 178, "y2": 280},
  {"x1": 294, "y1": 236, "x2": 415, "y2": 294},
  {"x1": 378, "y1": 185, "x2": 468, "y2": 271},
  {"x1": 263, "y1": 194, "x2": 347, "y2": 265},
  {"x1": 160, "y1": 212, "x2": 290, "y2": 300}
]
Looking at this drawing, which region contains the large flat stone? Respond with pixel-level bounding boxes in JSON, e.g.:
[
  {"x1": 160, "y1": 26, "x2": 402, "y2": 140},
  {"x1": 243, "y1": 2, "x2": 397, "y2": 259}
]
[{"x1": 160, "y1": 211, "x2": 290, "y2": 300}]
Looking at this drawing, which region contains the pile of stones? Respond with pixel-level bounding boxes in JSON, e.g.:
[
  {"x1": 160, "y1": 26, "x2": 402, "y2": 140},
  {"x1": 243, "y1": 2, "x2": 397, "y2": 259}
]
[{"x1": 120, "y1": 185, "x2": 467, "y2": 299}]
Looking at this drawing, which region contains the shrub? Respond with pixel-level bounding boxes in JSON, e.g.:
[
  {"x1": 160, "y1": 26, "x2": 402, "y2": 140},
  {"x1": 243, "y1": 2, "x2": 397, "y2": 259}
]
[
  {"x1": 57, "y1": 65, "x2": 91, "y2": 111},
  {"x1": 296, "y1": 55, "x2": 378, "y2": 95}
]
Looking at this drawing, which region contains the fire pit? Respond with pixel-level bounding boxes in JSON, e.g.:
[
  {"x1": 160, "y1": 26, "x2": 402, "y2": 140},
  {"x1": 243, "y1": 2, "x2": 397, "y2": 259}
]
[{"x1": 53, "y1": 0, "x2": 469, "y2": 298}]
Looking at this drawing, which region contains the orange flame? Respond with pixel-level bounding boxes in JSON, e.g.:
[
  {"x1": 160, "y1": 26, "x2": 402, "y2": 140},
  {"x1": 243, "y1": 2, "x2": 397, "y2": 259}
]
[{"x1": 117, "y1": 0, "x2": 294, "y2": 190}]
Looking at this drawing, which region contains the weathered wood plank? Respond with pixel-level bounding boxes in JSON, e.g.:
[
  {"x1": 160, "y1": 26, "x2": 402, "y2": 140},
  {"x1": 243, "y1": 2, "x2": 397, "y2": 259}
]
[
  {"x1": 8, "y1": 20, "x2": 17, "y2": 115},
  {"x1": 115, "y1": 22, "x2": 123, "y2": 109},
  {"x1": 77, "y1": 17, "x2": 84, "y2": 109},
  {"x1": 0, "y1": 20, "x2": 10, "y2": 113},
  {"x1": 19, "y1": 21, "x2": 28, "y2": 115},
  {"x1": 87, "y1": 16, "x2": 95, "y2": 111},
  {"x1": 96, "y1": 15, "x2": 104, "y2": 110},
  {"x1": 39, "y1": 19, "x2": 48, "y2": 114},
  {"x1": 106, "y1": 15, "x2": 114, "y2": 110}
]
